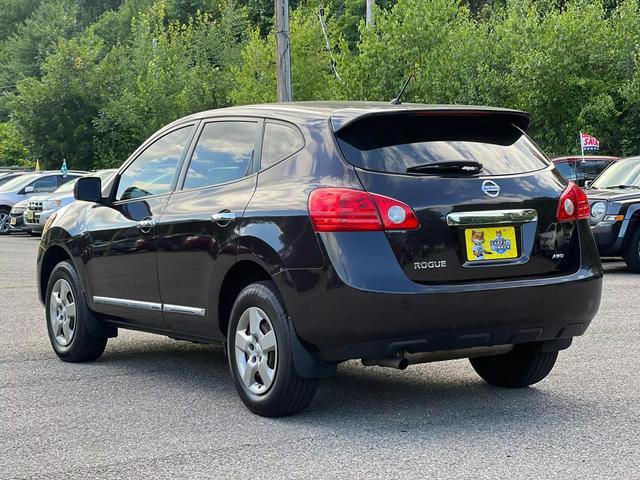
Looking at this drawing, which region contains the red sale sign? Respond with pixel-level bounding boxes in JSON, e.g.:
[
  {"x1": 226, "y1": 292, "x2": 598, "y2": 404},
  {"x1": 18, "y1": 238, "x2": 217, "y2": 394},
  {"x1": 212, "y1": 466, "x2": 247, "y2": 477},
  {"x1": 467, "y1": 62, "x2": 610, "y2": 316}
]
[{"x1": 580, "y1": 132, "x2": 600, "y2": 152}]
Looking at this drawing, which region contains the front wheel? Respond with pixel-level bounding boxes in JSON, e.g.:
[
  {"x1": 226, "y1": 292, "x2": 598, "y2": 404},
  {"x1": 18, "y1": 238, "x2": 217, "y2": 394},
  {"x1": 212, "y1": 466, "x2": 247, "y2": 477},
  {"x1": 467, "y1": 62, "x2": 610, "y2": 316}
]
[
  {"x1": 469, "y1": 342, "x2": 558, "y2": 388},
  {"x1": 0, "y1": 208, "x2": 10, "y2": 235},
  {"x1": 623, "y1": 228, "x2": 640, "y2": 273},
  {"x1": 228, "y1": 281, "x2": 318, "y2": 417},
  {"x1": 45, "y1": 261, "x2": 108, "y2": 362}
]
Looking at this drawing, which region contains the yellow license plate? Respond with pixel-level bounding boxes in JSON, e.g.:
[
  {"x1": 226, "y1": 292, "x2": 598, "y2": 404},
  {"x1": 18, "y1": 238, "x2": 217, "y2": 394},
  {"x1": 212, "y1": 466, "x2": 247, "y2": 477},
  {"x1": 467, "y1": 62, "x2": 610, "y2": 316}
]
[
  {"x1": 26, "y1": 211, "x2": 34, "y2": 221},
  {"x1": 465, "y1": 226, "x2": 518, "y2": 262}
]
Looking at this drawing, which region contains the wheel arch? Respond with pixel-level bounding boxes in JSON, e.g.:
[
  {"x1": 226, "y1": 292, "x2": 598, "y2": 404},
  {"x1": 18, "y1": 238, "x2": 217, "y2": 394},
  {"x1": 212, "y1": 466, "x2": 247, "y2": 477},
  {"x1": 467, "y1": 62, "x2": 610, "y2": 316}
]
[
  {"x1": 39, "y1": 243, "x2": 76, "y2": 304},
  {"x1": 622, "y1": 208, "x2": 640, "y2": 249},
  {"x1": 217, "y1": 259, "x2": 273, "y2": 339},
  {"x1": 217, "y1": 255, "x2": 336, "y2": 379}
]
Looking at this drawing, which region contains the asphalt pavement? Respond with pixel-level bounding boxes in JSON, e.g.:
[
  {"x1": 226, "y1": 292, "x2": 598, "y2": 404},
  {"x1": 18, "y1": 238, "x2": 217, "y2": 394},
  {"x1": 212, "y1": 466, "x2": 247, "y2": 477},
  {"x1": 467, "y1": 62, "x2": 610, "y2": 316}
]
[{"x1": 1, "y1": 233, "x2": 638, "y2": 479}]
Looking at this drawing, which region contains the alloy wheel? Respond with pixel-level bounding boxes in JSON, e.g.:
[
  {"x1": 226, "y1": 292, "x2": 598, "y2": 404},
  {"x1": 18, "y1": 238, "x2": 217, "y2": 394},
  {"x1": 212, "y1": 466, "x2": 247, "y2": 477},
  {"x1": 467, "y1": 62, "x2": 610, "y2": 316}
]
[
  {"x1": 234, "y1": 307, "x2": 278, "y2": 395},
  {"x1": 49, "y1": 279, "x2": 77, "y2": 347},
  {"x1": 0, "y1": 212, "x2": 10, "y2": 234}
]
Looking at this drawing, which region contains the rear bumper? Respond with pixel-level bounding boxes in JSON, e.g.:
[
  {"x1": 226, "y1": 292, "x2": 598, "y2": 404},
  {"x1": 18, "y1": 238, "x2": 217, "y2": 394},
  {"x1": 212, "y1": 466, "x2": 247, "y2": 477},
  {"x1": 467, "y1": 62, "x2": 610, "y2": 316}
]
[{"x1": 276, "y1": 225, "x2": 603, "y2": 363}]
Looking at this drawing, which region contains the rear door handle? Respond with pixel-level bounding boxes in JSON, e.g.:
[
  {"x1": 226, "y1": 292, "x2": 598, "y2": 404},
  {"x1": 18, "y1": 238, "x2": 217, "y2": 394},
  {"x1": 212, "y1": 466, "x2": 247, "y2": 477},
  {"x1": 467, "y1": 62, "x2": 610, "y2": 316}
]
[
  {"x1": 136, "y1": 218, "x2": 156, "y2": 233},
  {"x1": 211, "y1": 212, "x2": 236, "y2": 224}
]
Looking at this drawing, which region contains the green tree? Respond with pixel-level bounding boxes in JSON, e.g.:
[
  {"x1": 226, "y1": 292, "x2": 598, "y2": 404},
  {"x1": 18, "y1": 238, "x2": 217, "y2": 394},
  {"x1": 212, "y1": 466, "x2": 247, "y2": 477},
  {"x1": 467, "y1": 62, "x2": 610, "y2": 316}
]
[
  {"x1": 93, "y1": 0, "x2": 248, "y2": 165},
  {"x1": 0, "y1": 121, "x2": 28, "y2": 166},
  {"x1": 9, "y1": 32, "x2": 105, "y2": 170},
  {"x1": 231, "y1": 4, "x2": 347, "y2": 104}
]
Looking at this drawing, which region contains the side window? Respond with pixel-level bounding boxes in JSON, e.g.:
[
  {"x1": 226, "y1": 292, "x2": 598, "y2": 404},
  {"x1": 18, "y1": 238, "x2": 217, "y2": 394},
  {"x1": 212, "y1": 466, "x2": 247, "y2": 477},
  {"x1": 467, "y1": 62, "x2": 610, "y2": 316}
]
[
  {"x1": 183, "y1": 121, "x2": 257, "y2": 190},
  {"x1": 261, "y1": 122, "x2": 304, "y2": 170},
  {"x1": 555, "y1": 162, "x2": 576, "y2": 181},
  {"x1": 58, "y1": 174, "x2": 81, "y2": 187},
  {"x1": 31, "y1": 176, "x2": 58, "y2": 193},
  {"x1": 116, "y1": 126, "x2": 192, "y2": 201}
]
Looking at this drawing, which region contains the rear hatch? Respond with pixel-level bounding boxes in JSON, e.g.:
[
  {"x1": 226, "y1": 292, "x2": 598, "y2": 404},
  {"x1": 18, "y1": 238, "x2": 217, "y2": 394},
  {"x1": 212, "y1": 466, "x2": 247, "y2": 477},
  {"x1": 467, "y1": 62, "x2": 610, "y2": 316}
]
[{"x1": 333, "y1": 109, "x2": 579, "y2": 283}]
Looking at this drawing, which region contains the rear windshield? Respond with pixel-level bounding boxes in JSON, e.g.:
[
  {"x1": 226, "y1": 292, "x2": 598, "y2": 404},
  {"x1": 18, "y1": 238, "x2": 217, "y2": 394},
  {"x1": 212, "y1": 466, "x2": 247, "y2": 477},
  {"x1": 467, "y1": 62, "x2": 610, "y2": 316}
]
[{"x1": 335, "y1": 113, "x2": 549, "y2": 176}]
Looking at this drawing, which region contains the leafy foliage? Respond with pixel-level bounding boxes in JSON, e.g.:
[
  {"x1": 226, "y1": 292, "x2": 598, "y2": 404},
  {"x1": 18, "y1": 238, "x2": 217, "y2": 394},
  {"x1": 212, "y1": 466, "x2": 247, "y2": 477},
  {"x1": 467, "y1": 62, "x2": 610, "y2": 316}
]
[
  {"x1": 0, "y1": 121, "x2": 28, "y2": 166},
  {"x1": 1, "y1": 0, "x2": 640, "y2": 169}
]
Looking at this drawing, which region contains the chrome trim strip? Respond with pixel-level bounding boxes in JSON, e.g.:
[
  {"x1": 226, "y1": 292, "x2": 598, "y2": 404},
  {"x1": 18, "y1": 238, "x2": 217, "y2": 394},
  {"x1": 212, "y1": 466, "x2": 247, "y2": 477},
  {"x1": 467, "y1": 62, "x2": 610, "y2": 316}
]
[
  {"x1": 446, "y1": 209, "x2": 538, "y2": 226},
  {"x1": 163, "y1": 304, "x2": 206, "y2": 317},
  {"x1": 92, "y1": 296, "x2": 205, "y2": 316},
  {"x1": 93, "y1": 296, "x2": 162, "y2": 312}
]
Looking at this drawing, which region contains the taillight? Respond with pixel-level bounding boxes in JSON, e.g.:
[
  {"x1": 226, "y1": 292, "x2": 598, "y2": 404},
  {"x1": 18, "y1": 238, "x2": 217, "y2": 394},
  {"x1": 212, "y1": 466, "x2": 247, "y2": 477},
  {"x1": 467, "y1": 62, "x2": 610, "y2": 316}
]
[
  {"x1": 557, "y1": 182, "x2": 590, "y2": 222},
  {"x1": 308, "y1": 188, "x2": 419, "y2": 232}
]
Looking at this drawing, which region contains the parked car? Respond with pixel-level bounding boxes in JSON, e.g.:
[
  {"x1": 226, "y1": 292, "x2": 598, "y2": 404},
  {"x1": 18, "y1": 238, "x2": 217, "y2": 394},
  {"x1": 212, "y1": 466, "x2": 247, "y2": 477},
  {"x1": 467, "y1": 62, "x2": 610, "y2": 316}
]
[
  {"x1": 552, "y1": 155, "x2": 619, "y2": 187},
  {"x1": 9, "y1": 199, "x2": 31, "y2": 234},
  {"x1": 586, "y1": 156, "x2": 640, "y2": 272},
  {"x1": 24, "y1": 169, "x2": 117, "y2": 234},
  {"x1": 37, "y1": 102, "x2": 603, "y2": 417},
  {"x1": 0, "y1": 171, "x2": 27, "y2": 188},
  {"x1": 0, "y1": 171, "x2": 85, "y2": 235}
]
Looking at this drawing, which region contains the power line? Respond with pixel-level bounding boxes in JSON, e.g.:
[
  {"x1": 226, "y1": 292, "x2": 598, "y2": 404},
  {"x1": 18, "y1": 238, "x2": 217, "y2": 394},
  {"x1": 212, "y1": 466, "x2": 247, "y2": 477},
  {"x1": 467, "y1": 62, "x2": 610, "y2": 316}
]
[{"x1": 318, "y1": 7, "x2": 342, "y2": 82}]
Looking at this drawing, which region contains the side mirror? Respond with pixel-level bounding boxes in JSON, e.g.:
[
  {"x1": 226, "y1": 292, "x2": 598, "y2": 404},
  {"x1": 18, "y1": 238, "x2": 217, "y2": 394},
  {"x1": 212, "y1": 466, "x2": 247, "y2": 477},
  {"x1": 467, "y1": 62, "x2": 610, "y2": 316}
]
[
  {"x1": 74, "y1": 177, "x2": 103, "y2": 203},
  {"x1": 23, "y1": 186, "x2": 34, "y2": 194},
  {"x1": 584, "y1": 180, "x2": 592, "y2": 189}
]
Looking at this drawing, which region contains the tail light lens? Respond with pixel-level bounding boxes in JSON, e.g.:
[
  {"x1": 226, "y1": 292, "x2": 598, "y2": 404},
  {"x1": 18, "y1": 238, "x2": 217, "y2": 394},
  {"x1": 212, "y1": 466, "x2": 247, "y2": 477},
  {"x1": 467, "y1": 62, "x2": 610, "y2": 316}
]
[
  {"x1": 557, "y1": 182, "x2": 590, "y2": 222},
  {"x1": 308, "y1": 188, "x2": 419, "y2": 232}
]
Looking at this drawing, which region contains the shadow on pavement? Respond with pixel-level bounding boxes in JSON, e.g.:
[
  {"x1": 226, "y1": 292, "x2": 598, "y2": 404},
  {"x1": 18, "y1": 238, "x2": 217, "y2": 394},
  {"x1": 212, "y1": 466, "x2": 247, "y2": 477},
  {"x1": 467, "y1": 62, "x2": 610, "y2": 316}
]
[{"x1": 94, "y1": 337, "x2": 587, "y2": 429}]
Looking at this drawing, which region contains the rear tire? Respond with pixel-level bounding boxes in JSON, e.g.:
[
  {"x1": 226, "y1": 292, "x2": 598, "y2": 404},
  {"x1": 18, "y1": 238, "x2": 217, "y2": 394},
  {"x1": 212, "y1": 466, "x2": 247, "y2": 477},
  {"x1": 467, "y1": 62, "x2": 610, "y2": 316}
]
[
  {"x1": 469, "y1": 342, "x2": 558, "y2": 388},
  {"x1": 228, "y1": 281, "x2": 318, "y2": 417},
  {"x1": 45, "y1": 261, "x2": 108, "y2": 362},
  {"x1": 623, "y1": 228, "x2": 640, "y2": 273},
  {"x1": 0, "y1": 207, "x2": 10, "y2": 235}
]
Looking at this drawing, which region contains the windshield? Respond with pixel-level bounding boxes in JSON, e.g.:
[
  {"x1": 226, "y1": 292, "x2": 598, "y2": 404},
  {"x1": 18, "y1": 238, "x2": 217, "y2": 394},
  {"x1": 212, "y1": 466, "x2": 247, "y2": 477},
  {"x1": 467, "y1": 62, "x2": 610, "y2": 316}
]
[
  {"x1": 0, "y1": 173, "x2": 40, "y2": 193},
  {"x1": 336, "y1": 114, "x2": 549, "y2": 176},
  {"x1": 55, "y1": 178, "x2": 79, "y2": 193},
  {"x1": 591, "y1": 158, "x2": 640, "y2": 189},
  {"x1": 53, "y1": 169, "x2": 116, "y2": 194},
  {"x1": 95, "y1": 169, "x2": 117, "y2": 182}
]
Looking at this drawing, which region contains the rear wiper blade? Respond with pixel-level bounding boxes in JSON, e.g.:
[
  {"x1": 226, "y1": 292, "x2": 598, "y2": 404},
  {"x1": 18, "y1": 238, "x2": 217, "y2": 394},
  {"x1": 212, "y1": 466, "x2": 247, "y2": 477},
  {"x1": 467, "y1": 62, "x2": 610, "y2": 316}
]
[{"x1": 406, "y1": 161, "x2": 483, "y2": 174}]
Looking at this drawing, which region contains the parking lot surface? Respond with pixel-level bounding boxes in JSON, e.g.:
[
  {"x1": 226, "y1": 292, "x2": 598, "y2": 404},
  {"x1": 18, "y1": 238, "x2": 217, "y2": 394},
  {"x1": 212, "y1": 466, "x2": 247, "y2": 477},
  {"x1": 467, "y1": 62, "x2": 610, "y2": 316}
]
[{"x1": 1, "y1": 234, "x2": 639, "y2": 479}]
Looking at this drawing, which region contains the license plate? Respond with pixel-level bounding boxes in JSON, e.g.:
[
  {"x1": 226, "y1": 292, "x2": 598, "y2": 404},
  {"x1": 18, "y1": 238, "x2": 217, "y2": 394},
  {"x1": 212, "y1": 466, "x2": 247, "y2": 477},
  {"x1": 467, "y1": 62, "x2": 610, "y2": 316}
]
[
  {"x1": 26, "y1": 210, "x2": 34, "y2": 221},
  {"x1": 465, "y1": 226, "x2": 518, "y2": 262},
  {"x1": 10, "y1": 217, "x2": 17, "y2": 226}
]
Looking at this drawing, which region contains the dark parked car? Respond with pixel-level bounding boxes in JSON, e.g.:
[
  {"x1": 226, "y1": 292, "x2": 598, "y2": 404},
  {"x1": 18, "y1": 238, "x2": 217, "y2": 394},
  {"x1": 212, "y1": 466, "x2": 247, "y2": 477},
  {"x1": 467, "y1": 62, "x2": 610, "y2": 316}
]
[
  {"x1": 37, "y1": 102, "x2": 603, "y2": 416},
  {"x1": 552, "y1": 155, "x2": 619, "y2": 187},
  {"x1": 586, "y1": 156, "x2": 640, "y2": 272}
]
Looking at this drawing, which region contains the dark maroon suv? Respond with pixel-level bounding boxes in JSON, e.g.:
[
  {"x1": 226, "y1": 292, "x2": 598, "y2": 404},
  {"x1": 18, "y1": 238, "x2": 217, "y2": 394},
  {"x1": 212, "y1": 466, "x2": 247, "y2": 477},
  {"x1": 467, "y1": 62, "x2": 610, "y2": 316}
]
[{"x1": 37, "y1": 102, "x2": 602, "y2": 416}]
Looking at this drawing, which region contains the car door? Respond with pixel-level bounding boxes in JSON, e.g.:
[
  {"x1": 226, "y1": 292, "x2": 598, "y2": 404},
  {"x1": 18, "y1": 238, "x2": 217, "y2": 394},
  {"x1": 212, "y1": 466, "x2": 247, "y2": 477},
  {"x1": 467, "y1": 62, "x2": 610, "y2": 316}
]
[
  {"x1": 84, "y1": 124, "x2": 196, "y2": 331},
  {"x1": 156, "y1": 118, "x2": 261, "y2": 338}
]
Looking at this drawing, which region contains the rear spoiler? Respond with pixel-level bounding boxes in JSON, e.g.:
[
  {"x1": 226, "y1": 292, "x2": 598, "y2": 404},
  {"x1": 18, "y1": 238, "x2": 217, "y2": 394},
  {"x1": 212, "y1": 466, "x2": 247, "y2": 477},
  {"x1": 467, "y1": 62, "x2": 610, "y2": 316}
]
[{"x1": 331, "y1": 107, "x2": 530, "y2": 133}]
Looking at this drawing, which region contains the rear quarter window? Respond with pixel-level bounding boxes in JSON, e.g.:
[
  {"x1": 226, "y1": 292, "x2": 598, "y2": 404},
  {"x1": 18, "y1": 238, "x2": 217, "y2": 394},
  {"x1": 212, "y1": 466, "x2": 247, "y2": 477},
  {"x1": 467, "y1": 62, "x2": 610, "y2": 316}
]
[
  {"x1": 261, "y1": 121, "x2": 304, "y2": 170},
  {"x1": 335, "y1": 113, "x2": 550, "y2": 176}
]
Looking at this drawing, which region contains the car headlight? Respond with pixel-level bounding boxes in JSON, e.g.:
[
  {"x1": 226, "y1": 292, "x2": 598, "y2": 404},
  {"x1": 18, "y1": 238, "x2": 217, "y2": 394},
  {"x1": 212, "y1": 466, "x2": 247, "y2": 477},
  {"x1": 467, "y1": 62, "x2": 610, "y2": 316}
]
[
  {"x1": 590, "y1": 201, "x2": 607, "y2": 223},
  {"x1": 43, "y1": 199, "x2": 62, "y2": 211}
]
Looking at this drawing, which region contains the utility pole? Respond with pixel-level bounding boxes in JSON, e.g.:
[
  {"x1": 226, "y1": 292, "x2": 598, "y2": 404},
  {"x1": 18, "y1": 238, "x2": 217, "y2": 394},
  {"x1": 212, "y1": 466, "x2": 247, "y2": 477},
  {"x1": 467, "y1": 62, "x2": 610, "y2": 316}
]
[
  {"x1": 366, "y1": 0, "x2": 374, "y2": 27},
  {"x1": 275, "y1": 0, "x2": 292, "y2": 102}
]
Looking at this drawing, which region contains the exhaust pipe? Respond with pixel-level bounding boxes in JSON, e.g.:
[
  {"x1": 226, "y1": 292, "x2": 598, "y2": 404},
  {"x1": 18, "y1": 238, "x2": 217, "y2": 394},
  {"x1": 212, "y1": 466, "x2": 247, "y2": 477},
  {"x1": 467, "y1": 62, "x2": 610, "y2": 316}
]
[
  {"x1": 362, "y1": 356, "x2": 410, "y2": 370},
  {"x1": 361, "y1": 344, "x2": 514, "y2": 370}
]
